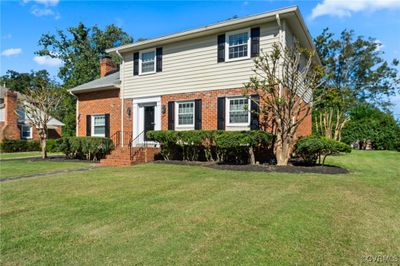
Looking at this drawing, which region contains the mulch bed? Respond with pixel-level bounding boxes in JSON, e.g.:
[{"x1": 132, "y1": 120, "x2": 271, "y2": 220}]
[{"x1": 154, "y1": 160, "x2": 349, "y2": 174}]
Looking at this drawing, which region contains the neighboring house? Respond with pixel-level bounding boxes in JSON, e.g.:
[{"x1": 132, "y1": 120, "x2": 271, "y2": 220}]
[
  {"x1": 70, "y1": 6, "x2": 318, "y2": 165},
  {"x1": 0, "y1": 87, "x2": 64, "y2": 141}
]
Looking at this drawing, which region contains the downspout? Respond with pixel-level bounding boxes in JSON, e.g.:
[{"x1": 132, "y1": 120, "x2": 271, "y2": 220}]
[
  {"x1": 68, "y1": 90, "x2": 78, "y2": 136},
  {"x1": 276, "y1": 13, "x2": 283, "y2": 97},
  {"x1": 116, "y1": 49, "x2": 124, "y2": 147}
]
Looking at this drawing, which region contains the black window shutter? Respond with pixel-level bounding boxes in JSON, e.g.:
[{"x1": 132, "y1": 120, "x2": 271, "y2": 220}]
[
  {"x1": 194, "y1": 99, "x2": 202, "y2": 130},
  {"x1": 104, "y1": 113, "x2": 110, "y2": 138},
  {"x1": 251, "y1": 27, "x2": 260, "y2": 58},
  {"x1": 217, "y1": 97, "x2": 225, "y2": 130},
  {"x1": 156, "y1": 47, "x2": 163, "y2": 72},
  {"x1": 168, "y1": 101, "x2": 175, "y2": 130},
  {"x1": 86, "y1": 115, "x2": 91, "y2": 136},
  {"x1": 250, "y1": 95, "x2": 260, "y2": 130},
  {"x1": 217, "y1": 34, "x2": 225, "y2": 63},
  {"x1": 133, "y1": 52, "x2": 139, "y2": 75}
]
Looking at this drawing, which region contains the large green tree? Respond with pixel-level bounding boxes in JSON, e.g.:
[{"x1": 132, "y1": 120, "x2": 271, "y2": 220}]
[
  {"x1": 35, "y1": 23, "x2": 133, "y2": 136},
  {"x1": 313, "y1": 29, "x2": 399, "y2": 140},
  {"x1": 341, "y1": 104, "x2": 400, "y2": 150},
  {"x1": 0, "y1": 70, "x2": 53, "y2": 93}
]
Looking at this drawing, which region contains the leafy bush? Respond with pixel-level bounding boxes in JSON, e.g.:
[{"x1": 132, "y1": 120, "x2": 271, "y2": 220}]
[
  {"x1": 295, "y1": 136, "x2": 351, "y2": 165},
  {"x1": 147, "y1": 130, "x2": 274, "y2": 164},
  {"x1": 0, "y1": 139, "x2": 41, "y2": 153},
  {"x1": 46, "y1": 139, "x2": 59, "y2": 152},
  {"x1": 57, "y1": 137, "x2": 114, "y2": 161}
]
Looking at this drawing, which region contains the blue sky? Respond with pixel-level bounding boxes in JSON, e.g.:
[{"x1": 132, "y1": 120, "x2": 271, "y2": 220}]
[{"x1": 1, "y1": 0, "x2": 400, "y2": 116}]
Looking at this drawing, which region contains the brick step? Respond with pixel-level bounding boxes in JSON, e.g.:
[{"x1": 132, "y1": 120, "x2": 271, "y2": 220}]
[{"x1": 100, "y1": 147, "x2": 160, "y2": 166}]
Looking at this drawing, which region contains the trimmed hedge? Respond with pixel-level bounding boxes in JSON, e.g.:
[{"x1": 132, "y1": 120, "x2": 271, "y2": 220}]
[
  {"x1": 0, "y1": 139, "x2": 59, "y2": 153},
  {"x1": 56, "y1": 137, "x2": 114, "y2": 161},
  {"x1": 147, "y1": 130, "x2": 274, "y2": 164},
  {"x1": 295, "y1": 136, "x2": 351, "y2": 165}
]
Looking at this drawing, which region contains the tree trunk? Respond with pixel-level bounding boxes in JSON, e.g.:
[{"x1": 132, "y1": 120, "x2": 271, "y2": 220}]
[
  {"x1": 249, "y1": 146, "x2": 256, "y2": 165},
  {"x1": 275, "y1": 138, "x2": 291, "y2": 166},
  {"x1": 41, "y1": 137, "x2": 47, "y2": 159}
]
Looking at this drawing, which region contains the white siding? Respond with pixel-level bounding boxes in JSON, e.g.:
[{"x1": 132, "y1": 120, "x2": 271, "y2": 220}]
[
  {"x1": 0, "y1": 108, "x2": 4, "y2": 122},
  {"x1": 122, "y1": 22, "x2": 280, "y2": 98}
]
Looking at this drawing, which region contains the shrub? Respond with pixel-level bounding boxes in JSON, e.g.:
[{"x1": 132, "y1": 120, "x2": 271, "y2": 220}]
[
  {"x1": 0, "y1": 139, "x2": 65, "y2": 153},
  {"x1": 57, "y1": 137, "x2": 114, "y2": 161},
  {"x1": 0, "y1": 139, "x2": 40, "y2": 153},
  {"x1": 147, "y1": 130, "x2": 274, "y2": 164},
  {"x1": 295, "y1": 136, "x2": 351, "y2": 165}
]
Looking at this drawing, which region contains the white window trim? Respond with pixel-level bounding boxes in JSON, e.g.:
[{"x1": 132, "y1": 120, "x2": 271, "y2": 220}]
[
  {"x1": 91, "y1": 114, "x2": 106, "y2": 137},
  {"x1": 139, "y1": 48, "x2": 156, "y2": 75},
  {"x1": 175, "y1": 101, "x2": 195, "y2": 129},
  {"x1": 225, "y1": 28, "x2": 251, "y2": 62},
  {"x1": 226, "y1": 97, "x2": 251, "y2": 127},
  {"x1": 21, "y1": 125, "x2": 32, "y2": 139}
]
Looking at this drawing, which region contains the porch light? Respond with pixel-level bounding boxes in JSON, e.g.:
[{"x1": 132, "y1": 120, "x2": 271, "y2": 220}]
[
  {"x1": 127, "y1": 107, "x2": 132, "y2": 118},
  {"x1": 161, "y1": 104, "x2": 166, "y2": 114}
]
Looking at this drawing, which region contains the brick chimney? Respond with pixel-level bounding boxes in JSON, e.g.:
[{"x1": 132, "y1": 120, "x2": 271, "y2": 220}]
[
  {"x1": 2, "y1": 90, "x2": 20, "y2": 140},
  {"x1": 100, "y1": 56, "x2": 117, "y2": 77}
]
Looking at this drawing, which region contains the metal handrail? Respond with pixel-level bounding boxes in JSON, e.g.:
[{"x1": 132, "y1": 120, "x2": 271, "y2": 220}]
[
  {"x1": 111, "y1": 131, "x2": 133, "y2": 148},
  {"x1": 130, "y1": 130, "x2": 148, "y2": 148}
]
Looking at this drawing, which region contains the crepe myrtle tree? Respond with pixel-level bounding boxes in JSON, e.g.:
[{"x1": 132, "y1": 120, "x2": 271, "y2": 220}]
[
  {"x1": 18, "y1": 85, "x2": 62, "y2": 159},
  {"x1": 244, "y1": 43, "x2": 324, "y2": 166}
]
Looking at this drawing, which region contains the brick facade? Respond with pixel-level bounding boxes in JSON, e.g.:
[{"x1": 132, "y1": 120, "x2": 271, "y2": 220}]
[
  {"x1": 76, "y1": 87, "x2": 311, "y2": 142},
  {"x1": 0, "y1": 90, "x2": 63, "y2": 142},
  {"x1": 76, "y1": 89, "x2": 132, "y2": 142},
  {"x1": 161, "y1": 88, "x2": 312, "y2": 137}
]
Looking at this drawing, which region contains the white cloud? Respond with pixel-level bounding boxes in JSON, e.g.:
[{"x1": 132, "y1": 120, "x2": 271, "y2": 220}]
[
  {"x1": 33, "y1": 55, "x2": 62, "y2": 66},
  {"x1": 22, "y1": 0, "x2": 59, "y2": 6},
  {"x1": 374, "y1": 40, "x2": 384, "y2": 51},
  {"x1": 31, "y1": 7, "x2": 54, "y2": 16},
  {"x1": 1, "y1": 48, "x2": 22, "y2": 56},
  {"x1": 311, "y1": 0, "x2": 400, "y2": 19}
]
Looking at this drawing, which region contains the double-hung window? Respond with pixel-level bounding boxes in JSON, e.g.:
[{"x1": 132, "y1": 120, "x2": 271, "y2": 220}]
[
  {"x1": 226, "y1": 29, "x2": 250, "y2": 61},
  {"x1": 140, "y1": 49, "x2": 156, "y2": 74},
  {"x1": 21, "y1": 125, "x2": 32, "y2": 139},
  {"x1": 176, "y1": 101, "x2": 194, "y2": 128},
  {"x1": 227, "y1": 97, "x2": 250, "y2": 126},
  {"x1": 92, "y1": 114, "x2": 106, "y2": 137}
]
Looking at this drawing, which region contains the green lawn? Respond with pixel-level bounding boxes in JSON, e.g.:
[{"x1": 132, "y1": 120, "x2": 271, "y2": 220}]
[
  {"x1": 0, "y1": 160, "x2": 93, "y2": 179},
  {"x1": 0, "y1": 151, "x2": 63, "y2": 160},
  {"x1": 1, "y1": 151, "x2": 399, "y2": 265}
]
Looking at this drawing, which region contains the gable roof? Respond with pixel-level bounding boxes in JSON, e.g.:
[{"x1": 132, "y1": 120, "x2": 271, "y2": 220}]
[
  {"x1": 69, "y1": 71, "x2": 120, "y2": 94},
  {"x1": 106, "y1": 6, "x2": 317, "y2": 59}
]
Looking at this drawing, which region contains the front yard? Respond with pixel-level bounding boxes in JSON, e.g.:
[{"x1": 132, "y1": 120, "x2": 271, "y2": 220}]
[{"x1": 1, "y1": 151, "x2": 399, "y2": 264}]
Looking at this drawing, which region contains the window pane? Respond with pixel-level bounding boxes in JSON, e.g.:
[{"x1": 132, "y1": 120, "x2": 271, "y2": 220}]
[
  {"x1": 178, "y1": 102, "x2": 194, "y2": 125},
  {"x1": 141, "y1": 51, "x2": 155, "y2": 73},
  {"x1": 94, "y1": 126, "x2": 105, "y2": 135},
  {"x1": 21, "y1": 126, "x2": 31, "y2": 138},
  {"x1": 93, "y1": 115, "x2": 105, "y2": 126},
  {"x1": 228, "y1": 32, "x2": 248, "y2": 59},
  {"x1": 142, "y1": 61, "x2": 155, "y2": 73},
  {"x1": 229, "y1": 98, "x2": 248, "y2": 123}
]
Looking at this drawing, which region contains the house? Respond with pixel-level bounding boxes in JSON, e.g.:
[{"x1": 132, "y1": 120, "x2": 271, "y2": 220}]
[
  {"x1": 0, "y1": 87, "x2": 64, "y2": 141},
  {"x1": 70, "y1": 6, "x2": 317, "y2": 165}
]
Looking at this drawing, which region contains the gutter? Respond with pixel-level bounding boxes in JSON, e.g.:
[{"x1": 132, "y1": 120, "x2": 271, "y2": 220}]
[{"x1": 116, "y1": 49, "x2": 125, "y2": 147}]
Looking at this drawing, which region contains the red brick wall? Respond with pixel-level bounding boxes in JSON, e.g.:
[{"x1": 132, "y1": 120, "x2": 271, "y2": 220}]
[
  {"x1": 161, "y1": 88, "x2": 245, "y2": 130},
  {"x1": 75, "y1": 87, "x2": 311, "y2": 142},
  {"x1": 1, "y1": 91, "x2": 20, "y2": 140},
  {"x1": 161, "y1": 88, "x2": 312, "y2": 137},
  {"x1": 76, "y1": 89, "x2": 132, "y2": 140}
]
